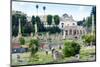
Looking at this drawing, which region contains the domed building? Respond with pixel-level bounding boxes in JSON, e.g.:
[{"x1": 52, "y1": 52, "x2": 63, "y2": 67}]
[{"x1": 59, "y1": 13, "x2": 86, "y2": 39}]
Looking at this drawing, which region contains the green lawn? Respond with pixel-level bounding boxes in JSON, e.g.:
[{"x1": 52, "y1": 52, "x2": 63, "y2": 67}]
[
  {"x1": 80, "y1": 46, "x2": 95, "y2": 61},
  {"x1": 12, "y1": 46, "x2": 95, "y2": 65}
]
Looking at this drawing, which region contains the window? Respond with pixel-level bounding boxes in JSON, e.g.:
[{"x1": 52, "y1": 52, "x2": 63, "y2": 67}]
[
  {"x1": 61, "y1": 23, "x2": 64, "y2": 28},
  {"x1": 66, "y1": 30, "x2": 68, "y2": 35},
  {"x1": 73, "y1": 23, "x2": 75, "y2": 25},
  {"x1": 73, "y1": 30, "x2": 76, "y2": 35}
]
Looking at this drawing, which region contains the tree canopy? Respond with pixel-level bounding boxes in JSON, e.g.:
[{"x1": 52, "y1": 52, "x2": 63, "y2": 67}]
[
  {"x1": 47, "y1": 15, "x2": 52, "y2": 25},
  {"x1": 54, "y1": 15, "x2": 60, "y2": 25}
]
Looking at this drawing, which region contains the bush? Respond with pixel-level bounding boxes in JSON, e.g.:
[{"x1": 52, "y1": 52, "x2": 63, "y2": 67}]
[
  {"x1": 82, "y1": 34, "x2": 96, "y2": 46},
  {"x1": 29, "y1": 39, "x2": 39, "y2": 56},
  {"x1": 19, "y1": 37, "x2": 25, "y2": 45},
  {"x1": 46, "y1": 26, "x2": 61, "y2": 34},
  {"x1": 63, "y1": 40, "x2": 80, "y2": 57}
]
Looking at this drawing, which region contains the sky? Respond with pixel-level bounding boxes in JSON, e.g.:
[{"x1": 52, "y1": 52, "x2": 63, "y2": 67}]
[{"x1": 12, "y1": 1, "x2": 93, "y2": 21}]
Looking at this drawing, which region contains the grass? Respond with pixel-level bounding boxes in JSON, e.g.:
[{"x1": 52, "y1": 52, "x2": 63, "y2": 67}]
[
  {"x1": 28, "y1": 51, "x2": 54, "y2": 64},
  {"x1": 80, "y1": 46, "x2": 95, "y2": 61},
  {"x1": 12, "y1": 41, "x2": 96, "y2": 65}
]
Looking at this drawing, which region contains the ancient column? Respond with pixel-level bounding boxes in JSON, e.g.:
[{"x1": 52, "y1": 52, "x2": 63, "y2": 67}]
[
  {"x1": 63, "y1": 30, "x2": 66, "y2": 39},
  {"x1": 35, "y1": 23, "x2": 37, "y2": 34},
  {"x1": 19, "y1": 19, "x2": 21, "y2": 34},
  {"x1": 18, "y1": 18, "x2": 22, "y2": 38}
]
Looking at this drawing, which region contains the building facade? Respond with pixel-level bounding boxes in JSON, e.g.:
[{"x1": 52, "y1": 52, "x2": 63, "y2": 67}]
[{"x1": 59, "y1": 13, "x2": 86, "y2": 39}]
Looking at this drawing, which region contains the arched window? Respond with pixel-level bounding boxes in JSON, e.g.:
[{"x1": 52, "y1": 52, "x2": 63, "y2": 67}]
[
  {"x1": 61, "y1": 23, "x2": 64, "y2": 28},
  {"x1": 69, "y1": 29, "x2": 72, "y2": 35},
  {"x1": 66, "y1": 30, "x2": 68, "y2": 35},
  {"x1": 73, "y1": 30, "x2": 76, "y2": 35}
]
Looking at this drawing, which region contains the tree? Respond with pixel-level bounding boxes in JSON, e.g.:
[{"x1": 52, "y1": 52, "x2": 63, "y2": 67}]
[
  {"x1": 19, "y1": 37, "x2": 25, "y2": 45},
  {"x1": 91, "y1": 6, "x2": 96, "y2": 15},
  {"x1": 24, "y1": 22, "x2": 33, "y2": 36},
  {"x1": 91, "y1": 6, "x2": 96, "y2": 26},
  {"x1": 12, "y1": 25, "x2": 18, "y2": 36},
  {"x1": 31, "y1": 15, "x2": 35, "y2": 34},
  {"x1": 82, "y1": 34, "x2": 95, "y2": 46},
  {"x1": 31, "y1": 15, "x2": 35, "y2": 25},
  {"x1": 43, "y1": 6, "x2": 46, "y2": 15},
  {"x1": 78, "y1": 18, "x2": 85, "y2": 26},
  {"x1": 35, "y1": 16, "x2": 42, "y2": 32},
  {"x1": 12, "y1": 14, "x2": 20, "y2": 36},
  {"x1": 63, "y1": 40, "x2": 80, "y2": 57},
  {"x1": 36, "y1": 5, "x2": 39, "y2": 16},
  {"x1": 84, "y1": 6, "x2": 96, "y2": 28},
  {"x1": 20, "y1": 15, "x2": 27, "y2": 36},
  {"x1": 47, "y1": 15, "x2": 52, "y2": 25},
  {"x1": 54, "y1": 15, "x2": 60, "y2": 26},
  {"x1": 48, "y1": 26, "x2": 61, "y2": 34},
  {"x1": 12, "y1": 12, "x2": 27, "y2": 36}
]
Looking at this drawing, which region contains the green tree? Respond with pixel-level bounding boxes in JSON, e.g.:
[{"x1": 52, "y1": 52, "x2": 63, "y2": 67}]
[
  {"x1": 12, "y1": 12, "x2": 27, "y2": 36},
  {"x1": 35, "y1": 16, "x2": 42, "y2": 32},
  {"x1": 43, "y1": 6, "x2": 46, "y2": 15},
  {"x1": 82, "y1": 34, "x2": 95, "y2": 46},
  {"x1": 48, "y1": 26, "x2": 61, "y2": 34},
  {"x1": 31, "y1": 15, "x2": 35, "y2": 34},
  {"x1": 47, "y1": 15, "x2": 52, "y2": 25},
  {"x1": 84, "y1": 6, "x2": 96, "y2": 28},
  {"x1": 24, "y1": 22, "x2": 33, "y2": 36},
  {"x1": 36, "y1": 5, "x2": 39, "y2": 16},
  {"x1": 91, "y1": 6, "x2": 96, "y2": 26},
  {"x1": 19, "y1": 37, "x2": 25, "y2": 45},
  {"x1": 12, "y1": 25, "x2": 18, "y2": 36},
  {"x1": 31, "y1": 15, "x2": 35, "y2": 25},
  {"x1": 20, "y1": 15, "x2": 27, "y2": 36},
  {"x1": 54, "y1": 15, "x2": 60, "y2": 26},
  {"x1": 12, "y1": 14, "x2": 20, "y2": 36},
  {"x1": 86, "y1": 16, "x2": 92, "y2": 27}
]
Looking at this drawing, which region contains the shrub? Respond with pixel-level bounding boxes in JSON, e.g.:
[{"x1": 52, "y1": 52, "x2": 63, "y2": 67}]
[
  {"x1": 82, "y1": 34, "x2": 96, "y2": 46},
  {"x1": 29, "y1": 39, "x2": 39, "y2": 56},
  {"x1": 63, "y1": 40, "x2": 80, "y2": 57},
  {"x1": 19, "y1": 37, "x2": 25, "y2": 45}
]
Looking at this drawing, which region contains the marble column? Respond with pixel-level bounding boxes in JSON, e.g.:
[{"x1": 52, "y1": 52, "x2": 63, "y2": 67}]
[
  {"x1": 63, "y1": 30, "x2": 66, "y2": 39},
  {"x1": 35, "y1": 23, "x2": 37, "y2": 34},
  {"x1": 18, "y1": 18, "x2": 22, "y2": 38}
]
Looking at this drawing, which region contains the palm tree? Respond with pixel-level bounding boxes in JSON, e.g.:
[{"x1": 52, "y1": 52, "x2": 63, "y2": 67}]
[
  {"x1": 43, "y1": 6, "x2": 46, "y2": 16},
  {"x1": 36, "y1": 5, "x2": 39, "y2": 16},
  {"x1": 35, "y1": 5, "x2": 39, "y2": 34},
  {"x1": 43, "y1": 6, "x2": 46, "y2": 24}
]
